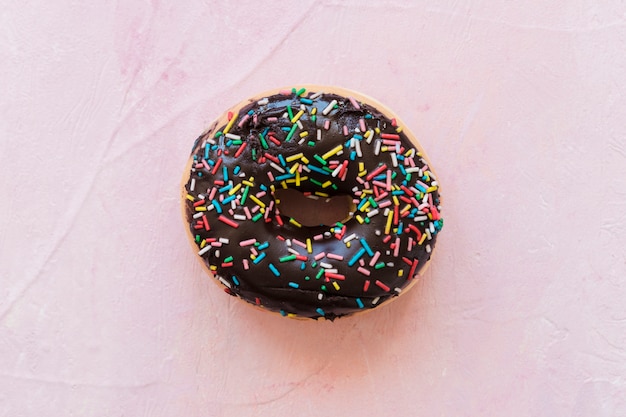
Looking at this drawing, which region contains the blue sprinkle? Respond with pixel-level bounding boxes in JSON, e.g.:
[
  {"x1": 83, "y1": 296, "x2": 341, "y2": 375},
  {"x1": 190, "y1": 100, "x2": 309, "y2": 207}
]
[
  {"x1": 247, "y1": 109, "x2": 255, "y2": 116},
  {"x1": 397, "y1": 222, "x2": 403, "y2": 235},
  {"x1": 353, "y1": 134, "x2": 363, "y2": 140},
  {"x1": 300, "y1": 262, "x2": 306, "y2": 270},
  {"x1": 300, "y1": 98, "x2": 313, "y2": 104},
  {"x1": 223, "y1": 166, "x2": 228, "y2": 181},
  {"x1": 278, "y1": 154, "x2": 287, "y2": 166},
  {"x1": 257, "y1": 241, "x2": 269, "y2": 250},
  {"x1": 399, "y1": 165, "x2": 407, "y2": 176},
  {"x1": 348, "y1": 247, "x2": 366, "y2": 267},
  {"x1": 391, "y1": 190, "x2": 404, "y2": 195},
  {"x1": 253, "y1": 252, "x2": 267, "y2": 264},
  {"x1": 262, "y1": 127, "x2": 270, "y2": 136},
  {"x1": 221, "y1": 195, "x2": 236, "y2": 204},
  {"x1": 211, "y1": 199, "x2": 222, "y2": 214},
  {"x1": 211, "y1": 144, "x2": 219, "y2": 151},
  {"x1": 364, "y1": 114, "x2": 373, "y2": 119},
  {"x1": 281, "y1": 126, "x2": 291, "y2": 131},
  {"x1": 288, "y1": 282, "x2": 299, "y2": 288},
  {"x1": 204, "y1": 144, "x2": 210, "y2": 160},
  {"x1": 374, "y1": 174, "x2": 386, "y2": 181},
  {"x1": 350, "y1": 150, "x2": 356, "y2": 160},
  {"x1": 225, "y1": 139, "x2": 232, "y2": 147},
  {"x1": 233, "y1": 165, "x2": 241, "y2": 175},
  {"x1": 259, "y1": 184, "x2": 268, "y2": 191},
  {"x1": 414, "y1": 183, "x2": 426, "y2": 193},
  {"x1": 280, "y1": 309, "x2": 287, "y2": 316},
  {"x1": 359, "y1": 238, "x2": 374, "y2": 256},
  {"x1": 316, "y1": 308, "x2": 325, "y2": 316},
  {"x1": 307, "y1": 165, "x2": 330, "y2": 175},
  {"x1": 197, "y1": 172, "x2": 202, "y2": 177},
  {"x1": 232, "y1": 276, "x2": 240, "y2": 286},
  {"x1": 219, "y1": 184, "x2": 232, "y2": 193},
  {"x1": 356, "y1": 298, "x2": 364, "y2": 309},
  {"x1": 396, "y1": 154, "x2": 405, "y2": 161},
  {"x1": 275, "y1": 173, "x2": 295, "y2": 181},
  {"x1": 268, "y1": 263, "x2": 280, "y2": 277},
  {"x1": 207, "y1": 159, "x2": 215, "y2": 166}
]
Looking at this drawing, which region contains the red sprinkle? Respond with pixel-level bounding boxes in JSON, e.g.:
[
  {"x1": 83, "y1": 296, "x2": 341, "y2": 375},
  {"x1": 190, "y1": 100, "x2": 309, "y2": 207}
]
[
  {"x1": 375, "y1": 280, "x2": 391, "y2": 292},
  {"x1": 218, "y1": 215, "x2": 239, "y2": 228}
]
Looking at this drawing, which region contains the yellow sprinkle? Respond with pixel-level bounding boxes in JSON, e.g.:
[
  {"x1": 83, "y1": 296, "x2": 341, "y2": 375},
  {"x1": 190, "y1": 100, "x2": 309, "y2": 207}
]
[
  {"x1": 249, "y1": 195, "x2": 265, "y2": 208},
  {"x1": 392, "y1": 196, "x2": 400, "y2": 206},
  {"x1": 361, "y1": 189, "x2": 373, "y2": 195},
  {"x1": 250, "y1": 254, "x2": 256, "y2": 261},
  {"x1": 364, "y1": 130, "x2": 372, "y2": 138},
  {"x1": 400, "y1": 204, "x2": 412, "y2": 214},
  {"x1": 306, "y1": 238, "x2": 312, "y2": 254},
  {"x1": 242, "y1": 180, "x2": 254, "y2": 187},
  {"x1": 311, "y1": 107, "x2": 317, "y2": 115},
  {"x1": 322, "y1": 180, "x2": 332, "y2": 188},
  {"x1": 332, "y1": 281, "x2": 341, "y2": 291},
  {"x1": 289, "y1": 218, "x2": 302, "y2": 227},
  {"x1": 426, "y1": 186, "x2": 438, "y2": 193},
  {"x1": 385, "y1": 210, "x2": 393, "y2": 234},
  {"x1": 286, "y1": 153, "x2": 304, "y2": 162},
  {"x1": 358, "y1": 170, "x2": 367, "y2": 177},
  {"x1": 295, "y1": 170, "x2": 301, "y2": 186},
  {"x1": 361, "y1": 200, "x2": 371, "y2": 211},
  {"x1": 300, "y1": 156, "x2": 309, "y2": 164},
  {"x1": 299, "y1": 131, "x2": 308, "y2": 138},
  {"x1": 289, "y1": 163, "x2": 299, "y2": 174},
  {"x1": 356, "y1": 215, "x2": 364, "y2": 224},
  {"x1": 186, "y1": 194, "x2": 195, "y2": 201},
  {"x1": 280, "y1": 181, "x2": 287, "y2": 188},
  {"x1": 287, "y1": 313, "x2": 297, "y2": 318},
  {"x1": 223, "y1": 112, "x2": 238, "y2": 134},
  {"x1": 200, "y1": 240, "x2": 207, "y2": 248},
  {"x1": 396, "y1": 126, "x2": 403, "y2": 133},
  {"x1": 375, "y1": 127, "x2": 381, "y2": 134},
  {"x1": 321, "y1": 144, "x2": 343, "y2": 160},
  {"x1": 270, "y1": 184, "x2": 276, "y2": 192},
  {"x1": 228, "y1": 183, "x2": 242, "y2": 195},
  {"x1": 195, "y1": 206, "x2": 207, "y2": 212},
  {"x1": 346, "y1": 241, "x2": 351, "y2": 248},
  {"x1": 260, "y1": 207, "x2": 265, "y2": 214},
  {"x1": 314, "y1": 191, "x2": 329, "y2": 197},
  {"x1": 398, "y1": 269, "x2": 404, "y2": 277},
  {"x1": 358, "y1": 162, "x2": 365, "y2": 172},
  {"x1": 210, "y1": 265, "x2": 217, "y2": 271},
  {"x1": 291, "y1": 109, "x2": 304, "y2": 123},
  {"x1": 418, "y1": 233, "x2": 427, "y2": 245},
  {"x1": 381, "y1": 146, "x2": 388, "y2": 152}
]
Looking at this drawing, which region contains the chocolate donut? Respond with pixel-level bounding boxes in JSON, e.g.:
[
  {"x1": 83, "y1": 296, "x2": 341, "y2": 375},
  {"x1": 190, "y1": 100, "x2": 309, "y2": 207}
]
[{"x1": 181, "y1": 86, "x2": 443, "y2": 320}]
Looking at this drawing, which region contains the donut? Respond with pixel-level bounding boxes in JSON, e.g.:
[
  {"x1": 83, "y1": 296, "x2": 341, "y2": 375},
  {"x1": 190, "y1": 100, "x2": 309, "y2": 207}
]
[{"x1": 181, "y1": 86, "x2": 443, "y2": 320}]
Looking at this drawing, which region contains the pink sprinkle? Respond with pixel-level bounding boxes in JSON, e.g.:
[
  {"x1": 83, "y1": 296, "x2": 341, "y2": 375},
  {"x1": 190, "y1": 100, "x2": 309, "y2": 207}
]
[
  {"x1": 256, "y1": 191, "x2": 266, "y2": 198},
  {"x1": 208, "y1": 187, "x2": 217, "y2": 200},
  {"x1": 313, "y1": 234, "x2": 324, "y2": 241},
  {"x1": 314, "y1": 252, "x2": 326, "y2": 261},
  {"x1": 244, "y1": 206, "x2": 252, "y2": 219},
  {"x1": 378, "y1": 200, "x2": 392, "y2": 209},
  {"x1": 250, "y1": 248, "x2": 258, "y2": 256},
  {"x1": 393, "y1": 237, "x2": 401, "y2": 257},
  {"x1": 327, "y1": 253, "x2": 344, "y2": 261},
  {"x1": 324, "y1": 120, "x2": 330, "y2": 130},
  {"x1": 349, "y1": 97, "x2": 360, "y2": 109},
  {"x1": 267, "y1": 117, "x2": 278, "y2": 123},
  {"x1": 279, "y1": 90, "x2": 291, "y2": 95},
  {"x1": 342, "y1": 125, "x2": 349, "y2": 136},
  {"x1": 357, "y1": 267, "x2": 371, "y2": 276},
  {"x1": 267, "y1": 171, "x2": 275, "y2": 182},
  {"x1": 359, "y1": 118, "x2": 366, "y2": 132},
  {"x1": 292, "y1": 239, "x2": 307, "y2": 248},
  {"x1": 408, "y1": 237, "x2": 414, "y2": 251},
  {"x1": 369, "y1": 251, "x2": 381, "y2": 267},
  {"x1": 237, "y1": 114, "x2": 250, "y2": 128},
  {"x1": 239, "y1": 239, "x2": 257, "y2": 247},
  {"x1": 243, "y1": 259, "x2": 250, "y2": 270}
]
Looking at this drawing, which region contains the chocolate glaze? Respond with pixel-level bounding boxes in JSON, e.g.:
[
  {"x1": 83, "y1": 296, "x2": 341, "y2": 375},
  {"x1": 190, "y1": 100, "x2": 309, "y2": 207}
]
[{"x1": 182, "y1": 88, "x2": 443, "y2": 320}]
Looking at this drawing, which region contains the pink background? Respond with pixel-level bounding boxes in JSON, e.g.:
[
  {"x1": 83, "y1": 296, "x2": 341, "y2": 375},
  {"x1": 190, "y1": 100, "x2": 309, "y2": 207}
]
[{"x1": 2, "y1": 1, "x2": 626, "y2": 416}]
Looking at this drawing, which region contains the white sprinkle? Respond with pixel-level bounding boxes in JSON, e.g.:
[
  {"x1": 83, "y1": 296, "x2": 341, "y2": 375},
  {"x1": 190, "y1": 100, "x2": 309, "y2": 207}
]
[
  {"x1": 219, "y1": 238, "x2": 230, "y2": 244},
  {"x1": 317, "y1": 129, "x2": 322, "y2": 141},
  {"x1": 394, "y1": 287, "x2": 402, "y2": 294},
  {"x1": 270, "y1": 162, "x2": 285, "y2": 173},
  {"x1": 198, "y1": 245, "x2": 211, "y2": 256},
  {"x1": 372, "y1": 296, "x2": 381, "y2": 305},
  {"x1": 257, "y1": 98, "x2": 269, "y2": 105},
  {"x1": 225, "y1": 133, "x2": 241, "y2": 140},
  {"x1": 192, "y1": 212, "x2": 204, "y2": 219},
  {"x1": 287, "y1": 247, "x2": 300, "y2": 256},
  {"x1": 322, "y1": 99, "x2": 338, "y2": 115},
  {"x1": 374, "y1": 140, "x2": 382, "y2": 155},
  {"x1": 325, "y1": 268, "x2": 338, "y2": 274},
  {"x1": 190, "y1": 178, "x2": 196, "y2": 192},
  {"x1": 214, "y1": 249, "x2": 220, "y2": 258},
  {"x1": 320, "y1": 262, "x2": 333, "y2": 269},
  {"x1": 426, "y1": 244, "x2": 432, "y2": 253},
  {"x1": 300, "y1": 104, "x2": 306, "y2": 111},
  {"x1": 367, "y1": 209, "x2": 379, "y2": 218},
  {"x1": 355, "y1": 139, "x2": 362, "y2": 158},
  {"x1": 318, "y1": 293, "x2": 324, "y2": 300},
  {"x1": 405, "y1": 167, "x2": 420, "y2": 173},
  {"x1": 233, "y1": 214, "x2": 246, "y2": 220},
  {"x1": 343, "y1": 233, "x2": 357, "y2": 243},
  {"x1": 429, "y1": 223, "x2": 435, "y2": 233},
  {"x1": 218, "y1": 277, "x2": 231, "y2": 288},
  {"x1": 366, "y1": 129, "x2": 374, "y2": 144},
  {"x1": 391, "y1": 152, "x2": 398, "y2": 167},
  {"x1": 310, "y1": 91, "x2": 324, "y2": 99}
]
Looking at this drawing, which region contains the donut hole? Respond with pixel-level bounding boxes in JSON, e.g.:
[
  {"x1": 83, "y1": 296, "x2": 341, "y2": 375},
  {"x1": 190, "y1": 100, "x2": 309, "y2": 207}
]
[{"x1": 273, "y1": 188, "x2": 355, "y2": 227}]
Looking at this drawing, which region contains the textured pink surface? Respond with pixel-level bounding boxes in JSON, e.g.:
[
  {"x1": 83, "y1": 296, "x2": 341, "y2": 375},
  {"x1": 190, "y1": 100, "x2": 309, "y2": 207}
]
[{"x1": 1, "y1": 1, "x2": 626, "y2": 416}]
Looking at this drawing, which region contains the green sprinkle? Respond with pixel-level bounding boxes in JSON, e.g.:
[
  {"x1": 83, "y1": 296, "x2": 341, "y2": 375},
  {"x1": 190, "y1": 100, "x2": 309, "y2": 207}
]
[
  {"x1": 304, "y1": 276, "x2": 311, "y2": 281},
  {"x1": 241, "y1": 186, "x2": 250, "y2": 204},
  {"x1": 279, "y1": 255, "x2": 297, "y2": 263},
  {"x1": 295, "y1": 87, "x2": 306, "y2": 97},
  {"x1": 320, "y1": 285, "x2": 327, "y2": 291},
  {"x1": 223, "y1": 256, "x2": 233, "y2": 263},
  {"x1": 195, "y1": 235, "x2": 200, "y2": 243},
  {"x1": 259, "y1": 133, "x2": 269, "y2": 149},
  {"x1": 316, "y1": 268, "x2": 325, "y2": 279},
  {"x1": 285, "y1": 124, "x2": 298, "y2": 142},
  {"x1": 215, "y1": 131, "x2": 223, "y2": 138},
  {"x1": 375, "y1": 262, "x2": 386, "y2": 270},
  {"x1": 287, "y1": 106, "x2": 294, "y2": 120},
  {"x1": 252, "y1": 212, "x2": 263, "y2": 222},
  {"x1": 309, "y1": 178, "x2": 323, "y2": 187},
  {"x1": 313, "y1": 154, "x2": 327, "y2": 165},
  {"x1": 307, "y1": 141, "x2": 316, "y2": 147},
  {"x1": 311, "y1": 115, "x2": 316, "y2": 122}
]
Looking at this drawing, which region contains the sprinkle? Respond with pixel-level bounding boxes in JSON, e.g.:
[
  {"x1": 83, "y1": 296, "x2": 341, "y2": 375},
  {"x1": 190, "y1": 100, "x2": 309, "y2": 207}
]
[
  {"x1": 348, "y1": 248, "x2": 366, "y2": 267},
  {"x1": 357, "y1": 267, "x2": 371, "y2": 276},
  {"x1": 375, "y1": 280, "x2": 391, "y2": 292},
  {"x1": 356, "y1": 298, "x2": 364, "y2": 308},
  {"x1": 218, "y1": 215, "x2": 239, "y2": 228},
  {"x1": 222, "y1": 112, "x2": 238, "y2": 134},
  {"x1": 268, "y1": 263, "x2": 280, "y2": 277},
  {"x1": 316, "y1": 308, "x2": 325, "y2": 316},
  {"x1": 288, "y1": 282, "x2": 300, "y2": 288},
  {"x1": 252, "y1": 252, "x2": 267, "y2": 264},
  {"x1": 322, "y1": 99, "x2": 338, "y2": 115}
]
